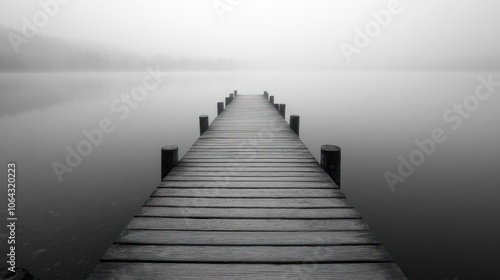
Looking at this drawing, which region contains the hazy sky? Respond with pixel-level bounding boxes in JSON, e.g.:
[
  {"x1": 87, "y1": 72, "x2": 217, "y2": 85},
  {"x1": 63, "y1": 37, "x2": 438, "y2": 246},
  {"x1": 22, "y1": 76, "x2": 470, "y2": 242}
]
[{"x1": 1, "y1": 0, "x2": 499, "y2": 70}]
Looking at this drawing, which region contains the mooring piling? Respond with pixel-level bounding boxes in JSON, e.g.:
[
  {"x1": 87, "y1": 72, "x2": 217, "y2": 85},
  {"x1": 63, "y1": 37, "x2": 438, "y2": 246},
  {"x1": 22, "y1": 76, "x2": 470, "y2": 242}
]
[
  {"x1": 290, "y1": 115, "x2": 300, "y2": 136},
  {"x1": 321, "y1": 145, "x2": 341, "y2": 187},
  {"x1": 161, "y1": 145, "x2": 178, "y2": 180},
  {"x1": 279, "y1": 104, "x2": 286, "y2": 118},
  {"x1": 199, "y1": 115, "x2": 209, "y2": 136},
  {"x1": 217, "y1": 102, "x2": 224, "y2": 116}
]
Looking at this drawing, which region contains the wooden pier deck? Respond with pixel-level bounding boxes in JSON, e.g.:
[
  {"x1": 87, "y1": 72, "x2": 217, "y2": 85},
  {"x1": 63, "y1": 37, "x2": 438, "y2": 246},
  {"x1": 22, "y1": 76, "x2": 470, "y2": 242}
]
[{"x1": 88, "y1": 94, "x2": 406, "y2": 279}]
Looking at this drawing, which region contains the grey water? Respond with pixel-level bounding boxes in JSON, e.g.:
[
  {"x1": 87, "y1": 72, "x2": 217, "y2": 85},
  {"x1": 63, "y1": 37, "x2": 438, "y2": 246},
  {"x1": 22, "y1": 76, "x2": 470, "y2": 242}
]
[{"x1": 1, "y1": 71, "x2": 499, "y2": 280}]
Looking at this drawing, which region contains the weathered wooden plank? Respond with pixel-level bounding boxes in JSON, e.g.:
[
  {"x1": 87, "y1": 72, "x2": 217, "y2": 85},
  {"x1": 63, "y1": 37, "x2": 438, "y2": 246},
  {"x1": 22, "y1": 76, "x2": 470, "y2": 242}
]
[
  {"x1": 206, "y1": 129, "x2": 291, "y2": 132},
  {"x1": 185, "y1": 151, "x2": 312, "y2": 154},
  {"x1": 192, "y1": 142, "x2": 306, "y2": 146},
  {"x1": 188, "y1": 151, "x2": 312, "y2": 154},
  {"x1": 199, "y1": 136, "x2": 298, "y2": 138},
  {"x1": 135, "y1": 207, "x2": 359, "y2": 219},
  {"x1": 200, "y1": 134, "x2": 297, "y2": 138},
  {"x1": 101, "y1": 244, "x2": 392, "y2": 263},
  {"x1": 145, "y1": 197, "x2": 350, "y2": 208},
  {"x1": 167, "y1": 171, "x2": 331, "y2": 178},
  {"x1": 186, "y1": 150, "x2": 312, "y2": 154},
  {"x1": 175, "y1": 162, "x2": 322, "y2": 168},
  {"x1": 126, "y1": 218, "x2": 368, "y2": 231},
  {"x1": 188, "y1": 148, "x2": 310, "y2": 152},
  {"x1": 199, "y1": 137, "x2": 299, "y2": 140},
  {"x1": 159, "y1": 181, "x2": 338, "y2": 189},
  {"x1": 189, "y1": 147, "x2": 310, "y2": 151},
  {"x1": 187, "y1": 146, "x2": 308, "y2": 151},
  {"x1": 179, "y1": 158, "x2": 319, "y2": 163},
  {"x1": 195, "y1": 136, "x2": 297, "y2": 138},
  {"x1": 210, "y1": 127, "x2": 288, "y2": 131},
  {"x1": 163, "y1": 176, "x2": 332, "y2": 182},
  {"x1": 207, "y1": 127, "x2": 292, "y2": 131},
  {"x1": 208, "y1": 122, "x2": 288, "y2": 124},
  {"x1": 197, "y1": 136, "x2": 293, "y2": 141},
  {"x1": 117, "y1": 230, "x2": 378, "y2": 245},
  {"x1": 89, "y1": 262, "x2": 407, "y2": 280},
  {"x1": 195, "y1": 137, "x2": 301, "y2": 140},
  {"x1": 151, "y1": 188, "x2": 344, "y2": 198},
  {"x1": 192, "y1": 143, "x2": 307, "y2": 147},
  {"x1": 181, "y1": 154, "x2": 316, "y2": 159},
  {"x1": 167, "y1": 166, "x2": 324, "y2": 172}
]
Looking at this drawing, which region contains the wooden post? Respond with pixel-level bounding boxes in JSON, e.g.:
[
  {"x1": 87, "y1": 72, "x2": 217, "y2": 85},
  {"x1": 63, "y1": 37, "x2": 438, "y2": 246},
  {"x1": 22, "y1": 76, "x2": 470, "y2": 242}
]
[
  {"x1": 279, "y1": 104, "x2": 286, "y2": 118},
  {"x1": 290, "y1": 115, "x2": 300, "y2": 136},
  {"x1": 234, "y1": 90, "x2": 237, "y2": 97},
  {"x1": 230, "y1": 93, "x2": 234, "y2": 100},
  {"x1": 274, "y1": 103, "x2": 279, "y2": 110},
  {"x1": 321, "y1": 145, "x2": 341, "y2": 187},
  {"x1": 161, "y1": 145, "x2": 178, "y2": 180},
  {"x1": 199, "y1": 115, "x2": 209, "y2": 136},
  {"x1": 217, "y1": 102, "x2": 224, "y2": 116},
  {"x1": 264, "y1": 91, "x2": 268, "y2": 100},
  {"x1": 225, "y1": 96, "x2": 231, "y2": 106},
  {"x1": 269, "y1": 96, "x2": 274, "y2": 105}
]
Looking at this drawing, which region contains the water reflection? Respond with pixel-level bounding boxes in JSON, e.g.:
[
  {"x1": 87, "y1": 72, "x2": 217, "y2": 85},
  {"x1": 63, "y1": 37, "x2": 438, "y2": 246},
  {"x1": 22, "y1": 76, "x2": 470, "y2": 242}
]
[{"x1": 0, "y1": 71, "x2": 499, "y2": 279}]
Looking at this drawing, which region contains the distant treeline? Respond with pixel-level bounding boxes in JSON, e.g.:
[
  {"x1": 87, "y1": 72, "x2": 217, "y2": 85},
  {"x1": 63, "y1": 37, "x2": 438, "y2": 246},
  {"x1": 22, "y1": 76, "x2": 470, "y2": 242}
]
[{"x1": 0, "y1": 25, "x2": 235, "y2": 72}]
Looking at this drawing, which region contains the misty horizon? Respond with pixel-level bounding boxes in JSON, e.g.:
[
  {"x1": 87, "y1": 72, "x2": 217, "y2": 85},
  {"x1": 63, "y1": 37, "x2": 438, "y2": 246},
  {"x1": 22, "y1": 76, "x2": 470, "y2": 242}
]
[{"x1": 1, "y1": 0, "x2": 500, "y2": 72}]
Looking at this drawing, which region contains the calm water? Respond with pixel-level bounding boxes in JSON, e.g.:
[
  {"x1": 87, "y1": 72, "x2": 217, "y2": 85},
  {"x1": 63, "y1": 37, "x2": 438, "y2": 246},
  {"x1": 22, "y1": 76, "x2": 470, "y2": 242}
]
[{"x1": 1, "y1": 71, "x2": 499, "y2": 279}]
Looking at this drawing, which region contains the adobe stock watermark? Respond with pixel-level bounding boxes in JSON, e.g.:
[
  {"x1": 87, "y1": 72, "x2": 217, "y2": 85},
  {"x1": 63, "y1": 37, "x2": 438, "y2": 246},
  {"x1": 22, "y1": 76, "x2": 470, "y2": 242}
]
[
  {"x1": 281, "y1": 234, "x2": 338, "y2": 280},
  {"x1": 8, "y1": 0, "x2": 71, "y2": 54},
  {"x1": 339, "y1": 0, "x2": 403, "y2": 63},
  {"x1": 212, "y1": 0, "x2": 243, "y2": 21},
  {"x1": 385, "y1": 74, "x2": 499, "y2": 192},
  {"x1": 51, "y1": 65, "x2": 169, "y2": 182}
]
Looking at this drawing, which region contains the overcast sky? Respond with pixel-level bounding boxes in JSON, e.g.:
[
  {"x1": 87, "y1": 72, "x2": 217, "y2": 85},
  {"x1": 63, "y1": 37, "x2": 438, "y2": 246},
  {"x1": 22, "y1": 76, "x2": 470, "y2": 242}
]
[{"x1": 1, "y1": 0, "x2": 499, "y2": 70}]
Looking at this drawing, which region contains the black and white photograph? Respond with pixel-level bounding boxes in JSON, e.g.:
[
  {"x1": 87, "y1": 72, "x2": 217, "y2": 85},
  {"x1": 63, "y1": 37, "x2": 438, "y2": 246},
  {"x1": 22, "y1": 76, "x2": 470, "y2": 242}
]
[{"x1": 0, "y1": 1, "x2": 499, "y2": 279}]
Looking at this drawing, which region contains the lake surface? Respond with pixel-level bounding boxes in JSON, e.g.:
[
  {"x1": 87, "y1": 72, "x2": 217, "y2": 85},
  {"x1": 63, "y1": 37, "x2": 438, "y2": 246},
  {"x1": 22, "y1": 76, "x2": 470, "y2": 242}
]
[{"x1": 1, "y1": 71, "x2": 499, "y2": 279}]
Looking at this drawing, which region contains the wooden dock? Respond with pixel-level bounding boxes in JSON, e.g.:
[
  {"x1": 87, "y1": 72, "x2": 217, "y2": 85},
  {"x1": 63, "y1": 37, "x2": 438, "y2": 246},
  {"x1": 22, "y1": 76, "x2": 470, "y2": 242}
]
[{"x1": 88, "y1": 94, "x2": 406, "y2": 279}]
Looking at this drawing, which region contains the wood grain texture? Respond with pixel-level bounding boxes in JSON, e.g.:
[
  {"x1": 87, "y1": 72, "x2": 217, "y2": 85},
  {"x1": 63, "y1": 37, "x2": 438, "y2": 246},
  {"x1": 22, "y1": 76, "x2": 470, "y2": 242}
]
[
  {"x1": 135, "y1": 207, "x2": 359, "y2": 219},
  {"x1": 179, "y1": 158, "x2": 319, "y2": 163},
  {"x1": 126, "y1": 217, "x2": 369, "y2": 231},
  {"x1": 159, "y1": 181, "x2": 338, "y2": 189},
  {"x1": 101, "y1": 244, "x2": 393, "y2": 263},
  {"x1": 116, "y1": 230, "x2": 379, "y2": 245},
  {"x1": 167, "y1": 171, "x2": 328, "y2": 177},
  {"x1": 163, "y1": 176, "x2": 332, "y2": 182},
  {"x1": 175, "y1": 162, "x2": 322, "y2": 168},
  {"x1": 167, "y1": 166, "x2": 324, "y2": 172},
  {"x1": 151, "y1": 188, "x2": 345, "y2": 198},
  {"x1": 145, "y1": 197, "x2": 351, "y2": 208},
  {"x1": 89, "y1": 263, "x2": 407, "y2": 280}
]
